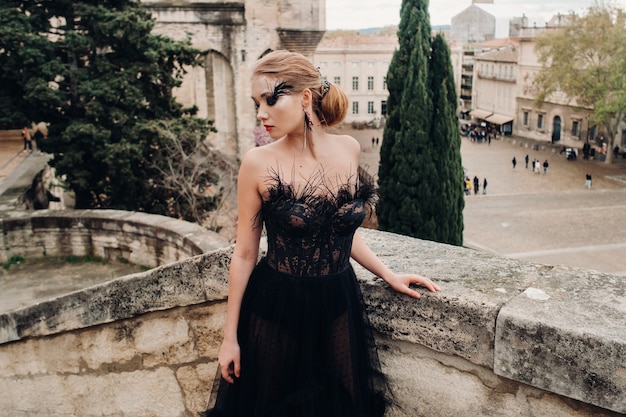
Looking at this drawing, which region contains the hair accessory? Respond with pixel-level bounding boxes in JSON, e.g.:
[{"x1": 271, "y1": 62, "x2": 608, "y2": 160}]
[{"x1": 321, "y1": 80, "x2": 330, "y2": 98}]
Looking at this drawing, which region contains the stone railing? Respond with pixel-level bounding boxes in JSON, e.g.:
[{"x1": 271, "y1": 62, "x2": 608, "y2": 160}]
[
  {"x1": 0, "y1": 224, "x2": 623, "y2": 417},
  {"x1": 0, "y1": 209, "x2": 229, "y2": 267}
]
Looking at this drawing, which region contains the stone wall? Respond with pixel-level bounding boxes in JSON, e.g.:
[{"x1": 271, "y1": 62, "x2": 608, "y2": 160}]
[
  {"x1": 0, "y1": 210, "x2": 229, "y2": 267},
  {"x1": 0, "y1": 227, "x2": 624, "y2": 417}
]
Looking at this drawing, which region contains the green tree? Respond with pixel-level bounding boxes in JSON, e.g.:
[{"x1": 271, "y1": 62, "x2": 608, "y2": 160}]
[
  {"x1": 378, "y1": 0, "x2": 432, "y2": 235},
  {"x1": 534, "y1": 3, "x2": 626, "y2": 163},
  {"x1": 0, "y1": 1, "x2": 214, "y2": 216},
  {"x1": 0, "y1": 3, "x2": 60, "y2": 127},
  {"x1": 378, "y1": 0, "x2": 464, "y2": 245},
  {"x1": 426, "y1": 34, "x2": 464, "y2": 245}
]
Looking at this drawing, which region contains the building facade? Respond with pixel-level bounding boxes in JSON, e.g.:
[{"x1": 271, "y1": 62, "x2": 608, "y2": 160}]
[
  {"x1": 470, "y1": 45, "x2": 517, "y2": 134},
  {"x1": 515, "y1": 26, "x2": 596, "y2": 146},
  {"x1": 313, "y1": 33, "x2": 397, "y2": 127}
]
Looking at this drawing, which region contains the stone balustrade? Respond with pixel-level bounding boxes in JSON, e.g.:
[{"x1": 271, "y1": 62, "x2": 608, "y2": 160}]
[
  {"x1": 0, "y1": 212, "x2": 623, "y2": 417},
  {"x1": 0, "y1": 209, "x2": 229, "y2": 268}
]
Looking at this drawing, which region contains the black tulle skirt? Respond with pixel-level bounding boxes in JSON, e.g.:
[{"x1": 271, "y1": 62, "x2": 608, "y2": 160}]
[{"x1": 202, "y1": 259, "x2": 389, "y2": 417}]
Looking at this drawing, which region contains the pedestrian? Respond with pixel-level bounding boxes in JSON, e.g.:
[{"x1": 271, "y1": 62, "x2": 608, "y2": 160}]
[
  {"x1": 464, "y1": 177, "x2": 472, "y2": 195},
  {"x1": 203, "y1": 50, "x2": 440, "y2": 417},
  {"x1": 371, "y1": 137, "x2": 375, "y2": 148},
  {"x1": 21, "y1": 126, "x2": 32, "y2": 154},
  {"x1": 482, "y1": 178, "x2": 487, "y2": 194},
  {"x1": 586, "y1": 173, "x2": 592, "y2": 188},
  {"x1": 543, "y1": 159, "x2": 549, "y2": 175},
  {"x1": 376, "y1": 137, "x2": 379, "y2": 146},
  {"x1": 33, "y1": 129, "x2": 44, "y2": 154},
  {"x1": 512, "y1": 156, "x2": 517, "y2": 169},
  {"x1": 473, "y1": 176, "x2": 479, "y2": 194},
  {"x1": 525, "y1": 154, "x2": 529, "y2": 169}
]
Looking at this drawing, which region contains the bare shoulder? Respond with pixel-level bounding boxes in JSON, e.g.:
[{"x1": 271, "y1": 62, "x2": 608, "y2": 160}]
[
  {"x1": 241, "y1": 144, "x2": 273, "y2": 168},
  {"x1": 239, "y1": 145, "x2": 273, "y2": 180},
  {"x1": 326, "y1": 133, "x2": 361, "y2": 156}
]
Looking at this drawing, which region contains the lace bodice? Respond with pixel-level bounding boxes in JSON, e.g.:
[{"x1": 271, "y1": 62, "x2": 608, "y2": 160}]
[{"x1": 260, "y1": 173, "x2": 376, "y2": 276}]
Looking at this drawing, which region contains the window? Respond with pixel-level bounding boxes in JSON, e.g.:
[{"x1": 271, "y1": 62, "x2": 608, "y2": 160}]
[
  {"x1": 381, "y1": 100, "x2": 387, "y2": 116},
  {"x1": 367, "y1": 61, "x2": 374, "y2": 68},
  {"x1": 367, "y1": 101, "x2": 375, "y2": 114},
  {"x1": 572, "y1": 120, "x2": 580, "y2": 137},
  {"x1": 352, "y1": 101, "x2": 359, "y2": 114},
  {"x1": 367, "y1": 76, "x2": 374, "y2": 90},
  {"x1": 383, "y1": 76, "x2": 387, "y2": 90},
  {"x1": 351, "y1": 61, "x2": 359, "y2": 68},
  {"x1": 333, "y1": 76, "x2": 341, "y2": 85},
  {"x1": 334, "y1": 61, "x2": 341, "y2": 67},
  {"x1": 352, "y1": 76, "x2": 359, "y2": 91},
  {"x1": 537, "y1": 114, "x2": 544, "y2": 130},
  {"x1": 319, "y1": 62, "x2": 327, "y2": 68},
  {"x1": 523, "y1": 111, "x2": 529, "y2": 126}
]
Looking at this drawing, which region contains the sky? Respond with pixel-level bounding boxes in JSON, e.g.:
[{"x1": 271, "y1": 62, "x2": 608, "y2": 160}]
[{"x1": 326, "y1": 0, "x2": 626, "y2": 30}]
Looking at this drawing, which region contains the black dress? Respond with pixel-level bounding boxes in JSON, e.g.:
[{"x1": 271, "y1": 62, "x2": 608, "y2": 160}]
[{"x1": 203, "y1": 173, "x2": 388, "y2": 417}]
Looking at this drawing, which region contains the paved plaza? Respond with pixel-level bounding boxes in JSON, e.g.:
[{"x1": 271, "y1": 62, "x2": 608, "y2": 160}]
[{"x1": 345, "y1": 126, "x2": 626, "y2": 276}]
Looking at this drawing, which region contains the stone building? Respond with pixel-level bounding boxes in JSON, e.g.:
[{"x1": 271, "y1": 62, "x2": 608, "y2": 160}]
[
  {"x1": 515, "y1": 25, "x2": 597, "y2": 146},
  {"x1": 313, "y1": 33, "x2": 398, "y2": 126},
  {"x1": 449, "y1": 0, "x2": 531, "y2": 44},
  {"x1": 470, "y1": 44, "x2": 518, "y2": 135},
  {"x1": 142, "y1": 0, "x2": 325, "y2": 160},
  {"x1": 450, "y1": 38, "x2": 513, "y2": 120}
]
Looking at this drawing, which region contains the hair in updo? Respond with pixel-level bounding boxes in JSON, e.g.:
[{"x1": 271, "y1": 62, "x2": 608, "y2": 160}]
[{"x1": 253, "y1": 50, "x2": 348, "y2": 127}]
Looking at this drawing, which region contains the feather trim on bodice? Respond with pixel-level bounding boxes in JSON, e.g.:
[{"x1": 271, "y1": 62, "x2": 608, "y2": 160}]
[{"x1": 259, "y1": 168, "x2": 377, "y2": 276}]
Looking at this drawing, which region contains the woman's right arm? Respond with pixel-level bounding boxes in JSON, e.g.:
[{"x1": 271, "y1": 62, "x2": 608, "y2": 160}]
[{"x1": 218, "y1": 150, "x2": 264, "y2": 383}]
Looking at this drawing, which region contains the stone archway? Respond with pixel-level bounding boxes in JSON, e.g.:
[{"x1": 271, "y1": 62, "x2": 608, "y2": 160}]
[{"x1": 204, "y1": 51, "x2": 238, "y2": 157}]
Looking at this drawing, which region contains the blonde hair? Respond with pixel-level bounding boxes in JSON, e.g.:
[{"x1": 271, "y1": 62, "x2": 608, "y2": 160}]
[{"x1": 253, "y1": 50, "x2": 348, "y2": 127}]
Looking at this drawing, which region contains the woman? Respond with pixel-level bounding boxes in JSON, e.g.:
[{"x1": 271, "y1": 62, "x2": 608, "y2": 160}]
[{"x1": 204, "y1": 50, "x2": 440, "y2": 417}]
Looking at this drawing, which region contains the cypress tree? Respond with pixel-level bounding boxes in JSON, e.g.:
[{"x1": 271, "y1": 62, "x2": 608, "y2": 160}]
[
  {"x1": 377, "y1": 1, "x2": 464, "y2": 245},
  {"x1": 378, "y1": 1, "x2": 413, "y2": 186},
  {"x1": 378, "y1": 0, "x2": 432, "y2": 235},
  {"x1": 427, "y1": 34, "x2": 464, "y2": 245}
]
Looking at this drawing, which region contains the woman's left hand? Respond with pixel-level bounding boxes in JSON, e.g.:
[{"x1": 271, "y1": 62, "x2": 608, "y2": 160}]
[{"x1": 384, "y1": 273, "x2": 441, "y2": 299}]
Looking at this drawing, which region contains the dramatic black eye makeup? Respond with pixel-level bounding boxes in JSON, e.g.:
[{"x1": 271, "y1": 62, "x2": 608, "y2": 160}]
[
  {"x1": 265, "y1": 81, "x2": 292, "y2": 106},
  {"x1": 252, "y1": 80, "x2": 294, "y2": 110}
]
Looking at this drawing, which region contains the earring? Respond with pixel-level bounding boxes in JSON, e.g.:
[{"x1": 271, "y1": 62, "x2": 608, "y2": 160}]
[{"x1": 303, "y1": 109, "x2": 313, "y2": 151}]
